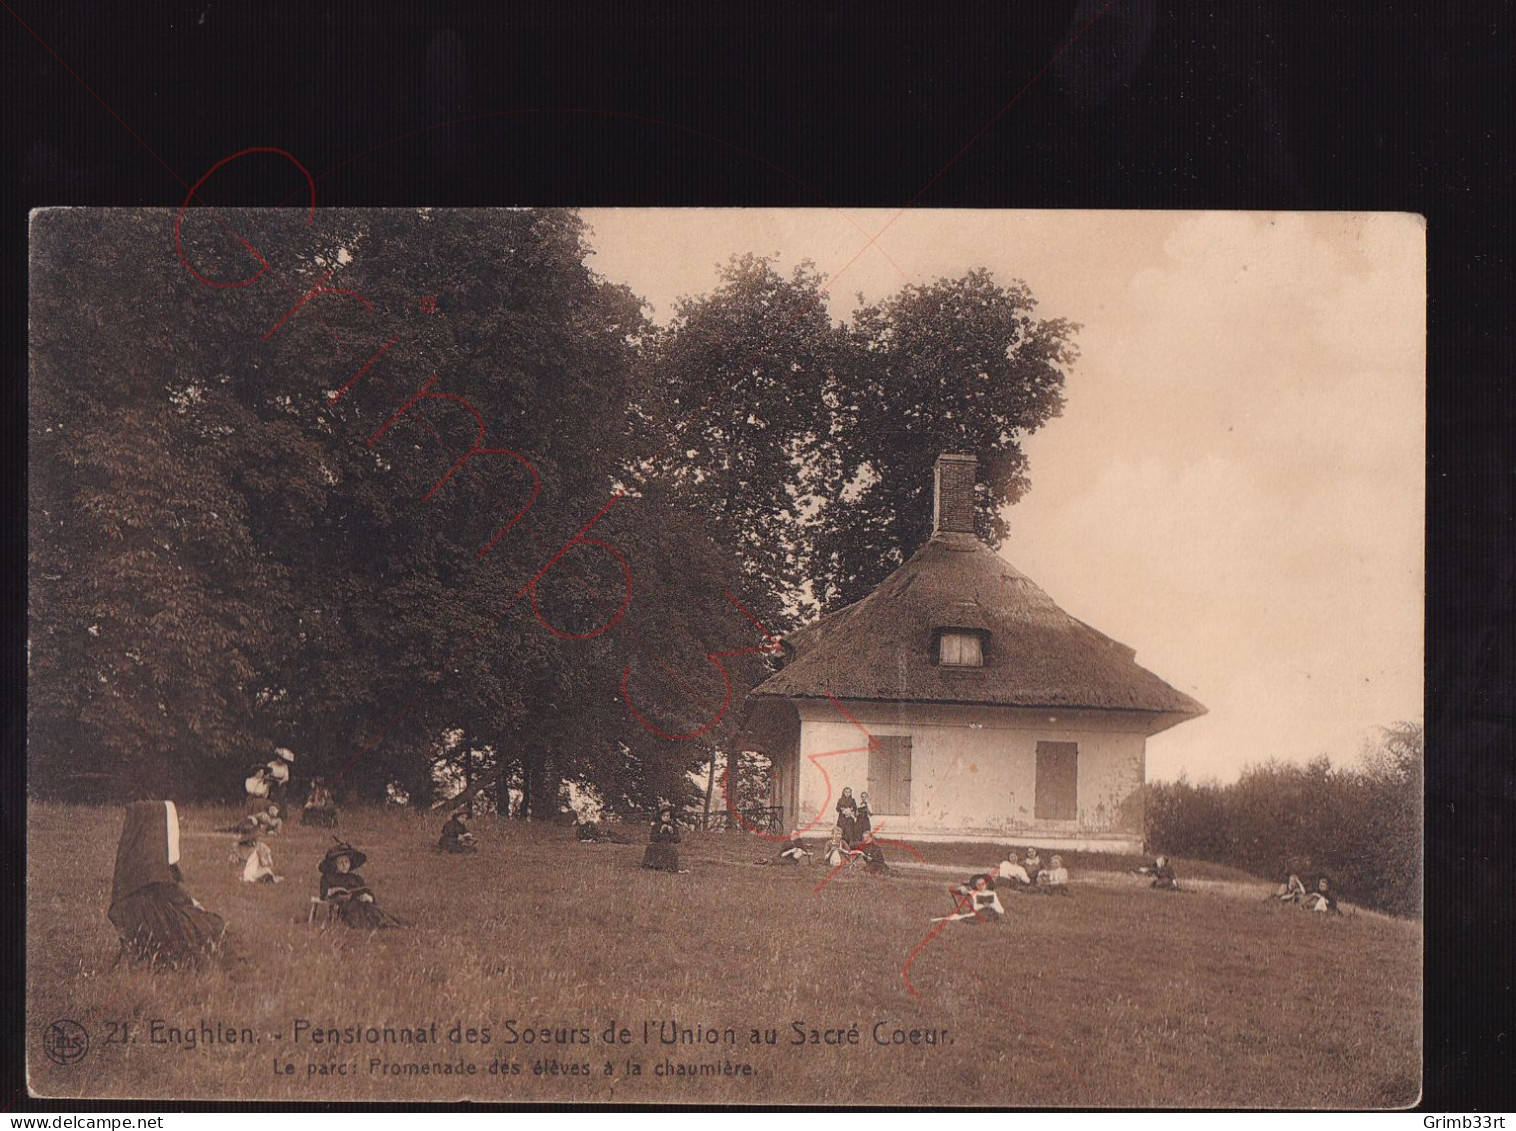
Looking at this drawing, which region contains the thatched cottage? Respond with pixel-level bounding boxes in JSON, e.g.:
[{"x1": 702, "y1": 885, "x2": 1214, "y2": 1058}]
[{"x1": 744, "y1": 452, "x2": 1204, "y2": 852}]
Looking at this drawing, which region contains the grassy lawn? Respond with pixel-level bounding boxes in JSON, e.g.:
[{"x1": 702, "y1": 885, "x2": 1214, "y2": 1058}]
[{"x1": 27, "y1": 803, "x2": 1421, "y2": 1107}]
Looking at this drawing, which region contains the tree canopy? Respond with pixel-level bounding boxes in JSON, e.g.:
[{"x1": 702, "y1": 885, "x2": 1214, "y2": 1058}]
[{"x1": 29, "y1": 210, "x2": 1079, "y2": 812}]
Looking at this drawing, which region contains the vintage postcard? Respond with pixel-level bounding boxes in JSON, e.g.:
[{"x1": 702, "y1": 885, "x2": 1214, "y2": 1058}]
[{"x1": 26, "y1": 206, "x2": 1424, "y2": 1105}]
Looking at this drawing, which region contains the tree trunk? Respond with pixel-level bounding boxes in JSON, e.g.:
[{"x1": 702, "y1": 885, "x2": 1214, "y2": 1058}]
[{"x1": 702, "y1": 750, "x2": 717, "y2": 832}]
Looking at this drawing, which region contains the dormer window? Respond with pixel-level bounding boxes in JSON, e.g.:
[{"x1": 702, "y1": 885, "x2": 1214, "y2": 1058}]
[{"x1": 937, "y1": 630, "x2": 985, "y2": 667}]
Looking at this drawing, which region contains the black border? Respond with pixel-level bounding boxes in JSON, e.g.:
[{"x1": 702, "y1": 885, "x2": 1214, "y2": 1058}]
[{"x1": 4, "y1": 0, "x2": 1511, "y2": 1115}]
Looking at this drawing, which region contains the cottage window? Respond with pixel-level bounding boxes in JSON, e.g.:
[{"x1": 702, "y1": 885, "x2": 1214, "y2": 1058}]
[{"x1": 938, "y1": 630, "x2": 983, "y2": 667}]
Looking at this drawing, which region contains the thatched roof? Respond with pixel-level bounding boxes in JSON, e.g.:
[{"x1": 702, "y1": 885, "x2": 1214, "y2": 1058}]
[{"x1": 751, "y1": 532, "x2": 1205, "y2": 725}]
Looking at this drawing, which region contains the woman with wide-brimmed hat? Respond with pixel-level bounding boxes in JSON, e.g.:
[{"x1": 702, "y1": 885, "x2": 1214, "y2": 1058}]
[
  {"x1": 109, "y1": 801, "x2": 225, "y2": 966},
  {"x1": 265, "y1": 747, "x2": 296, "y2": 808},
  {"x1": 318, "y1": 840, "x2": 406, "y2": 929}
]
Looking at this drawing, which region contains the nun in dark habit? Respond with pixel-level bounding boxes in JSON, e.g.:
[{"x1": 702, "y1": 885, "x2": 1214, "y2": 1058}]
[
  {"x1": 319, "y1": 841, "x2": 407, "y2": 929},
  {"x1": 108, "y1": 801, "x2": 226, "y2": 966}
]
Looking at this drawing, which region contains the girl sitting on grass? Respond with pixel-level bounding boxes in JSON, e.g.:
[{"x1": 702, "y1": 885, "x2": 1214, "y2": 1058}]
[
  {"x1": 997, "y1": 848, "x2": 1033, "y2": 886},
  {"x1": 822, "y1": 826, "x2": 849, "y2": 868},
  {"x1": 936, "y1": 874, "x2": 1005, "y2": 923},
  {"x1": 778, "y1": 835, "x2": 811, "y2": 864},
  {"x1": 1276, "y1": 872, "x2": 1307, "y2": 904},
  {"x1": 641, "y1": 807, "x2": 682, "y2": 872},
  {"x1": 438, "y1": 811, "x2": 478, "y2": 854},
  {"x1": 319, "y1": 841, "x2": 406, "y2": 929},
  {"x1": 301, "y1": 778, "x2": 338, "y2": 828},
  {"x1": 1034, "y1": 855, "x2": 1070, "y2": 893},
  {"x1": 1135, "y1": 854, "x2": 1179, "y2": 890},
  {"x1": 1302, "y1": 876, "x2": 1344, "y2": 915},
  {"x1": 231, "y1": 832, "x2": 283, "y2": 884}
]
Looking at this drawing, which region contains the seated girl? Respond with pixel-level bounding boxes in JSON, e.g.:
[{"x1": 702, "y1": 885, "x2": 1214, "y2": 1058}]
[
  {"x1": 109, "y1": 801, "x2": 225, "y2": 966},
  {"x1": 301, "y1": 778, "x2": 338, "y2": 828},
  {"x1": 937, "y1": 875, "x2": 1006, "y2": 923},
  {"x1": 996, "y1": 848, "x2": 1033, "y2": 886},
  {"x1": 222, "y1": 804, "x2": 282, "y2": 839},
  {"x1": 1035, "y1": 855, "x2": 1070, "y2": 893},
  {"x1": 1022, "y1": 847, "x2": 1044, "y2": 882},
  {"x1": 1136, "y1": 854, "x2": 1179, "y2": 890},
  {"x1": 232, "y1": 833, "x2": 283, "y2": 884},
  {"x1": 821, "y1": 826, "x2": 850, "y2": 868},
  {"x1": 1302, "y1": 877, "x2": 1344, "y2": 915},
  {"x1": 1276, "y1": 872, "x2": 1307, "y2": 903},
  {"x1": 778, "y1": 836, "x2": 811, "y2": 865},
  {"x1": 438, "y1": 812, "x2": 478, "y2": 854},
  {"x1": 319, "y1": 841, "x2": 406, "y2": 929},
  {"x1": 641, "y1": 808, "x2": 682, "y2": 872}
]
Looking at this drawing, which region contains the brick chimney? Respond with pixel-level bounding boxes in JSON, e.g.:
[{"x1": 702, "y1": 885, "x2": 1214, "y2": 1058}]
[{"x1": 932, "y1": 452, "x2": 978, "y2": 536}]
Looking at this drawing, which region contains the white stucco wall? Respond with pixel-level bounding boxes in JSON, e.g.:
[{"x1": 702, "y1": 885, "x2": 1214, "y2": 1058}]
[{"x1": 788, "y1": 699, "x2": 1151, "y2": 847}]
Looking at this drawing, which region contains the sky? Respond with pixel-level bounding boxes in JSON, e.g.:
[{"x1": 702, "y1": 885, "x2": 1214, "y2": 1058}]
[{"x1": 580, "y1": 209, "x2": 1426, "y2": 783}]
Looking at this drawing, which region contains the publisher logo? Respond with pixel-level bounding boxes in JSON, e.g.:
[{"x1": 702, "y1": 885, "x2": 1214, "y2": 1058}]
[{"x1": 43, "y1": 1019, "x2": 90, "y2": 1066}]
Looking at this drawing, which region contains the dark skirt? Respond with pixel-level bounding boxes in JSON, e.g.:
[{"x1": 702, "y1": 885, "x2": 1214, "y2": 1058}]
[
  {"x1": 109, "y1": 883, "x2": 225, "y2": 966},
  {"x1": 838, "y1": 815, "x2": 858, "y2": 845},
  {"x1": 439, "y1": 837, "x2": 477, "y2": 854},
  {"x1": 301, "y1": 806, "x2": 338, "y2": 827},
  {"x1": 642, "y1": 843, "x2": 680, "y2": 872},
  {"x1": 337, "y1": 896, "x2": 407, "y2": 929}
]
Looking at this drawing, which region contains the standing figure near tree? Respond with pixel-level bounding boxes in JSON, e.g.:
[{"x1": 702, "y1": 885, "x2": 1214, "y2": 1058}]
[
  {"x1": 109, "y1": 801, "x2": 225, "y2": 966},
  {"x1": 265, "y1": 748, "x2": 295, "y2": 808},
  {"x1": 641, "y1": 807, "x2": 682, "y2": 872}
]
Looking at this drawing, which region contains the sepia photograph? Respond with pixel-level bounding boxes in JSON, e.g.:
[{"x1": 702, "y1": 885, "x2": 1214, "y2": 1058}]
[{"x1": 26, "y1": 205, "x2": 1424, "y2": 1106}]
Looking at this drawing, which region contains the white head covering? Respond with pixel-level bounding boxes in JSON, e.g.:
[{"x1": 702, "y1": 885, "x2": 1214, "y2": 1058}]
[{"x1": 165, "y1": 800, "x2": 180, "y2": 866}]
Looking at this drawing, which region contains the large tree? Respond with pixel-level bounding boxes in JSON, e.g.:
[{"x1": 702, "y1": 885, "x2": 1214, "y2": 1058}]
[
  {"x1": 30, "y1": 213, "x2": 1079, "y2": 815},
  {"x1": 641, "y1": 258, "x2": 1079, "y2": 617}
]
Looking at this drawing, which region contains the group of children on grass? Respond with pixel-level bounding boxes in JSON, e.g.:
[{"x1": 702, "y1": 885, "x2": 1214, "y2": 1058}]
[
  {"x1": 107, "y1": 761, "x2": 1346, "y2": 966},
  {"x1": 933, "y1": 847, "x2": 1072, "y2": 923},
  {"x1": 1273, "y1": 871, "x2": 1343, "y2": 915}
]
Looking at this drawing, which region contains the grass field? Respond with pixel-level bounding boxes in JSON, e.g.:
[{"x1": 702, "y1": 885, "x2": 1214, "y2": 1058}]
[{"x1": 26, "y1": 803, "x2": 1421, "y2": 1107}]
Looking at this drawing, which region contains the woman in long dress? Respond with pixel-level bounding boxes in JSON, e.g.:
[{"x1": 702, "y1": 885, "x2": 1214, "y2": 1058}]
[
  {"x1": 109, "y1": 801, "x2": 225, "y2": 966},
  {"x1": 319, "y1": 841, "x2": 406, "y2": 929},
  {"x1": 265, "y1": 748, "x2": 295, "y2": 808},
  {"x1": 855, "y1": 792, "x2": 873, "y2": 843},
  {"x1": 835, "y1": 788, "x2": 859, "y2": 846},
  {"x1": 641, "y1": 808, "x2": 682, "y2": 872}
]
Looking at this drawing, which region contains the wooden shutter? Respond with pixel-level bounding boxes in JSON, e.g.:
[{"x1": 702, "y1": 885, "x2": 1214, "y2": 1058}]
[
  {"x1": 868, "y1": 736, "x2": 913, "y2": 816},
  {"x1": 1034, "y1": 741, "x2": 1078, "y2": 821}
]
